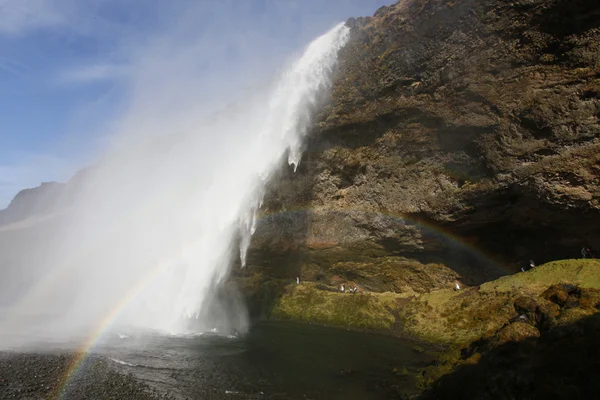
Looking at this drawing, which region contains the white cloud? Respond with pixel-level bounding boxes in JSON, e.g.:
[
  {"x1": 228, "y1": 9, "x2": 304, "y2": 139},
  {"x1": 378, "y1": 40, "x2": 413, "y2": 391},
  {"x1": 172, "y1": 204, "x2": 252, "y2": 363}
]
[
  {"x1": 0, "y1": 0, "x2": 69, "y2": 35},
  {"x1": 58, "y1": 63, "x2": 129, "y2": 84}
]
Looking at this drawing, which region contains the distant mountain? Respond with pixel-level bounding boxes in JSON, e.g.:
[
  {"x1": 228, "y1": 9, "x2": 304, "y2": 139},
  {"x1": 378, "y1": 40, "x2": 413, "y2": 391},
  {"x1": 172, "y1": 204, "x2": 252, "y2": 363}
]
[
  {"x1": 0, "y1": 182, "x2": 66, "y2": 226},
  {"x1": 0, "y1": 167, "x2": 91, "y2": 227}
]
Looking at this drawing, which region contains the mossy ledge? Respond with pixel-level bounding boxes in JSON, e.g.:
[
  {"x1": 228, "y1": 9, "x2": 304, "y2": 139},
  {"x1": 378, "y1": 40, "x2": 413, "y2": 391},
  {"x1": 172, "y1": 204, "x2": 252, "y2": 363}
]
[
  {"x1": 268, "y1": 259, "x2": 600, "y2": 346},
  {"x1": 270, "y1": 283, "x2": 402, "y2": 332}
]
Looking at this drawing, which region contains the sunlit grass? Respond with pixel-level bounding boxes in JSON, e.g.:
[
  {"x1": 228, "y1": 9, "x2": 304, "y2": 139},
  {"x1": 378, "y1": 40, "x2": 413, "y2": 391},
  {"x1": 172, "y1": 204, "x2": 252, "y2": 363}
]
[{"x1": 270, "y1": 259, "x2": 600, "y2": 345}]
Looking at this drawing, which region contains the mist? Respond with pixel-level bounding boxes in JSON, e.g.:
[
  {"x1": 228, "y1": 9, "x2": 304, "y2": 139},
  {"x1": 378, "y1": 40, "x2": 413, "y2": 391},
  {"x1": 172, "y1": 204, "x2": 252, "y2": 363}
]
[{"x1": 0, "y1": 4, "x2": 350, "y2": 348}]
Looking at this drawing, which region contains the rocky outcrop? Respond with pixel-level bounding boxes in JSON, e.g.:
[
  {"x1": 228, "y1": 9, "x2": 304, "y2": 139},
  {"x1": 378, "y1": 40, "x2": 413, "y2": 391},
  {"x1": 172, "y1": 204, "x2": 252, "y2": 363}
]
[
  {"x1": 418, "y1": 262, "x2": 600, "y2": 399},
  {"x1": 242, "y1": 0, "x2": 600, "y2": 303}
]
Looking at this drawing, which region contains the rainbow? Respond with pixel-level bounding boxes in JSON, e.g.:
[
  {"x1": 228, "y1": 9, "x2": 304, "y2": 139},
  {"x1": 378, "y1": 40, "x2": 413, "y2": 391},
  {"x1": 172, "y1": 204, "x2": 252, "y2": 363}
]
[
  {"x1": 51, "y1": 263, "x2": 165, "y2": 400},
  {"x1": 255, "y1": 205, "x2": 508, "y2": 272},
  {"x1": 46, "y1": 205, "x2": 507, "y2": 398}
]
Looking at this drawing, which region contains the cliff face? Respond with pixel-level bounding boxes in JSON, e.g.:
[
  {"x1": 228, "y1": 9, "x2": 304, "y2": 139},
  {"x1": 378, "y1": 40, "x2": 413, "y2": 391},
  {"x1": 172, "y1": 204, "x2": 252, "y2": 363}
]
[{"x1": 243, "y1": 0, "x2": 600, "y2": 300}]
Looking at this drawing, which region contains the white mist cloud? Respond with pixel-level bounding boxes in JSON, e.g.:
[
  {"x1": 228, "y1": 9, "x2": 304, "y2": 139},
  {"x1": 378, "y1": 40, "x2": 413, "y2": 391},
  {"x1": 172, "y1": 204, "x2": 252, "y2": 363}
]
[
  {"x1": 0, "y1": 153, "x2": 76, "y2": 207},
  {"x1": 0, "y1": 19, "x2": 350, "y2": 351},
  {"x1": 0, "y1": 0, "x2": 391, "y2": 349}
]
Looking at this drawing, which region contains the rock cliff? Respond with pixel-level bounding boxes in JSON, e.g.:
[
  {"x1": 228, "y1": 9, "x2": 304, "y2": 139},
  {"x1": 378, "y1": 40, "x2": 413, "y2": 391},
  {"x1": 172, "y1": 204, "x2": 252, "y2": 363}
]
[{"x1": 241, "y1": 0, "x2": 600, "y2": 308}]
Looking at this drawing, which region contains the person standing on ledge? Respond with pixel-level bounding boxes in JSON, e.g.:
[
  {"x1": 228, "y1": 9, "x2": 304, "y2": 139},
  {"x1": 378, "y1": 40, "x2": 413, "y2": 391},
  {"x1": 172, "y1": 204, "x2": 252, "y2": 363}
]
[{"x1": 581, "y1": 247, "x2": 595, "y2": 259}]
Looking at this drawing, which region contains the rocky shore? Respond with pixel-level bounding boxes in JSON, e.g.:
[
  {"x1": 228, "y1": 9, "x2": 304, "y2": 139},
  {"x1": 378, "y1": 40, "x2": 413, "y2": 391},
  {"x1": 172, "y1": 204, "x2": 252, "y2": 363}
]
[{"x1": 0, "y1": 353, "x2": 170, "y2": 400}]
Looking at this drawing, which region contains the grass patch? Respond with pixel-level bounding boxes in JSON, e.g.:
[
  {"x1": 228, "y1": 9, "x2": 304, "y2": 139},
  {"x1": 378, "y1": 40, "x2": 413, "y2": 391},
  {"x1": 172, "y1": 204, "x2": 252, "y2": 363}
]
[
  {"x1": 399, "y1": 259, "x2": 600, "y2": 345},
  {"x1": 399, "y1": 288, "x2": 515, "y2": 345},
  {"x1": 271, "y1": 283, "x2": 397, "y2": 331},
  {"x1": 267, "y1": 260, "x2": 600, "y2": 346},
  {"x1": 481, "y1": 259, "x2": 600, "y2": 294}
]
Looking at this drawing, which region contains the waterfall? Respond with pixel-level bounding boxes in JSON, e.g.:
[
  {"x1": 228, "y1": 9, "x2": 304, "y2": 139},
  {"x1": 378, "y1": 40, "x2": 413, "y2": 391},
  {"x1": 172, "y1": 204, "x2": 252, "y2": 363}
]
[{"x1": 1, "y1": 23, "x2": 350, "y2": 341}]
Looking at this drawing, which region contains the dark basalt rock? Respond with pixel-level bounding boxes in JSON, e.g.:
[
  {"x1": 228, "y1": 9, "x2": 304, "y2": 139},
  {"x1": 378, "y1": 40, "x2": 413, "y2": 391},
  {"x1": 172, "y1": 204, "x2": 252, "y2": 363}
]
[{"x1": 246, "y1": 0, "x2": 600, "y2": 300}]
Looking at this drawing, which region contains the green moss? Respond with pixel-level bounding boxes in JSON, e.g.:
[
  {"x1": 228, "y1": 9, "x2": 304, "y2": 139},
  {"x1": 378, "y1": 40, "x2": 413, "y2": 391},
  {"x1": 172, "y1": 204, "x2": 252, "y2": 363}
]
[
  {"x1": 481, "y1": 259, "x2": 600, "y2": 294},
  {"x1": 271, "y1": 283, "x2": 396, "y2": 331},
  {"x1": 256, "y1": 259, "x2": 600, "y2": 347},
  {"x1": 399, "y1": 259, "x2": 600, "y2": 345},
  {"x1": 398, "y1": 288, "x2": 515, "y2": 345}
]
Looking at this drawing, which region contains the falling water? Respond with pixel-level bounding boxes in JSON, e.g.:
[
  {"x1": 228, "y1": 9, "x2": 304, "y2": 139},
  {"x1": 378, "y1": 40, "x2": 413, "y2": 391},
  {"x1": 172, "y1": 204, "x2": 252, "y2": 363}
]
[{"x1": 0, "y1": 23, "x2": 350, "y2": 344}]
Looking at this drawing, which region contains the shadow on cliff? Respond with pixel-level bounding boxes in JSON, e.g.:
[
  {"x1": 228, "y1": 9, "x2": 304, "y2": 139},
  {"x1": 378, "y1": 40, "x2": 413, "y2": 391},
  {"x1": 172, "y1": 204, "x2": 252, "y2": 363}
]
[
  {"x1": 537, "y1": 0, "x2": 600, "y2": 38},
  {"x1": 419, "y1": 312, "x2": 600, "y2": 400}
]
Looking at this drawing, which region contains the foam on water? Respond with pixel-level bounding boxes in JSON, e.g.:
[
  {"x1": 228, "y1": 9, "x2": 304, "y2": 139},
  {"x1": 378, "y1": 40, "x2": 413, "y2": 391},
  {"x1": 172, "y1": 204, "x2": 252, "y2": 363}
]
[{"x1": 109, "y1": 358, "x2": 138, "y2": 367}]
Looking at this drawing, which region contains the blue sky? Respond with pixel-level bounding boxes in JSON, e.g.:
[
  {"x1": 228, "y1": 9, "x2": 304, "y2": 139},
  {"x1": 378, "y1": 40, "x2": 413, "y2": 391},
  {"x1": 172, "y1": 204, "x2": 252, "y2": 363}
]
[{"x1": 0, "y1": 0, "x2": 392, "y2": 208}]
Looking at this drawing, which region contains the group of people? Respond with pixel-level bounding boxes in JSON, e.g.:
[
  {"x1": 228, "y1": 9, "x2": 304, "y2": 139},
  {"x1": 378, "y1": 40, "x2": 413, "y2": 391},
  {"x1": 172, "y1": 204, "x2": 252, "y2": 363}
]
[
  {"x1": 521, "y1": 260, "x2": 536, "y2": 272},
  {"x1": 294, "y1": 277, "x2": 359, "y2": 293},
  {"x1": 519, "y1": 246, "x2": 596, "y2": 273},
  {"x1": 296, "y1": 245, "x2": 596, "y2": 294},
  {"x1": 340, "y1": 283, "x2": 358, "y2": 293}
]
